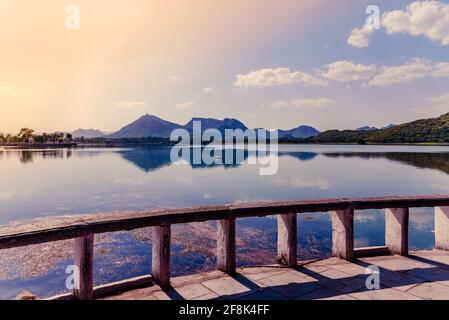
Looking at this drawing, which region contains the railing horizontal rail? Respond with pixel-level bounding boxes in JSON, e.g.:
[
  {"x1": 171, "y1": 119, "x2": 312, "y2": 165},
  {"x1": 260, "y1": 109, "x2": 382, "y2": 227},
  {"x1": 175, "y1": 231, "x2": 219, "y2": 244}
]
[{"x1": 1, "y1": 195, "x2": 449, "y2": 250}]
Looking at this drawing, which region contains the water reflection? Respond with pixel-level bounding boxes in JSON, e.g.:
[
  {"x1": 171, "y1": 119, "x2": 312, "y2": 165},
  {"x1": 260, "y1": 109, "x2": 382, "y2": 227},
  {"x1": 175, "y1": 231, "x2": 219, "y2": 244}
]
[
  {"x1": 114, "y1": 147, "x2": 449, "y2": 176},
  {"x1": 3, "y1": 146, "x2": 449, "y2": 177},
  {"x1": 0, "y1": 148, "x2": 72, "y2": 164},
  {"x1": 323, "y1": 152, "x2": 449, "y2": 175}
]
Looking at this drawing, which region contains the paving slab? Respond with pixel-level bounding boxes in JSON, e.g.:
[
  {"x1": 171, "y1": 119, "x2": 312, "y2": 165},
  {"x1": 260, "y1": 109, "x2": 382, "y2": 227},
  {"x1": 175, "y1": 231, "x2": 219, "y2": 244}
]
[
  {"x1": 406, "y1": 282, "x2": 449, "y2": 300},
  {"x1": 295, "y1": 286, "x2": 356, "y2": 300},
  {"x1": 202, "y1": 276, "x2": 254, "y2": 298},
  {"x1": 103, "y1": 250, "x2": 449, "y2": 300},
  {"x1": 236, "y1": 288, "x2": 287, "y2": 300},
  {"x1": 359, "y1": 255, "x2": 433, "y2": 272},
  {"x1": 315, "y1": 268, "x2": 367, "y2": 294},
  {"x1": 349, "y1": 287, "x2": 422, "y2": 300}
]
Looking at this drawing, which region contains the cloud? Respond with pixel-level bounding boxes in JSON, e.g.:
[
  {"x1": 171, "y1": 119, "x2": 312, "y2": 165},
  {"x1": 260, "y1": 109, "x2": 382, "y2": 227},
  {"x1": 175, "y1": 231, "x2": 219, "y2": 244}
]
[
  {"x1": 354, "y1": 212, "x2": 380, "y2": 223},
  {"x1": 175, "y1": 177, "x2": 194, "y2": 185},
  {"x1": 0, "y1": 86, "x2": 16, "y2": 95},
  {"x1": 165, "y1": 75, "x2": 184, "y2": 85},
  {"x1": 347, "y1": 26, "x2": 374, "y2": 48},
  {"x1": 368, "y1": 58, "x2": 449, "y2": 86},
  {"x1": 428, "y1": 92, "x2": 449, "y2": 106},
  {"x1": 113, "y1": 178, "x2": 148, "y2": 186},
  {"x1": 318, "y1": 60, "x2": 377, "y2": 82},
  {"x1": 414, "y1": 92, "x2": 449, "y2": 116},
  {"x1": 272, "y1": 177, "x2": 330, "y2": 190},
  {"x1": 114, "y1": 101, "x2": 148, "y2": 109},
  {"x1": 175, "y1": 102, "x2": 195, "y2": 109},
  {"x1": 0, "y1": 192, "x2": 13, "y2": 201},
  {"x1": 410, "y1": 210, "x2": 434, "y2": 231},
  {"x1": 203, "y1": 87, "x2": 213, "y2": 93},
  {"x1": 382, "y1": 1, "x2": 449, "y2": 45},
  {"x1": 235, "y1": 67, "x2": 327, "y2": 88},
  {"x1": 264, "y1": 97, "x2": 334, "y2": 109}
]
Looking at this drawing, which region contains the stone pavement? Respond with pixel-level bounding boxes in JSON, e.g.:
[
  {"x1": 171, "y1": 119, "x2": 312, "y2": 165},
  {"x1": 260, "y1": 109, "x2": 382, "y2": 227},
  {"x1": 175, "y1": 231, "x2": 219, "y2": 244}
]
[{"x1": 104, "y1": 250, "x2": 449, "y2": 300}]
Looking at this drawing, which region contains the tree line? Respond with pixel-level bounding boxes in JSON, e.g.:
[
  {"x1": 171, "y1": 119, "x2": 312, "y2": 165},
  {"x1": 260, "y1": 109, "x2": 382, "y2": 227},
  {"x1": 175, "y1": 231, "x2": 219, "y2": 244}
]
[{"x1": 0, "y1": 128, "x2": 73, "y2": 144}]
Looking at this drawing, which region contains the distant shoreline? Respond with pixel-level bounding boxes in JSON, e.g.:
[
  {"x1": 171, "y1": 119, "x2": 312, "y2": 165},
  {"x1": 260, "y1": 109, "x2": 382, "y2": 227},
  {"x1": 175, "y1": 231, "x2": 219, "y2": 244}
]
[
  {"x1": 0, "y1": 142, "x2": 77, "y2": 148},
  {"x1": 2, "y1": 141, "x2": 449, "y2": 149}
]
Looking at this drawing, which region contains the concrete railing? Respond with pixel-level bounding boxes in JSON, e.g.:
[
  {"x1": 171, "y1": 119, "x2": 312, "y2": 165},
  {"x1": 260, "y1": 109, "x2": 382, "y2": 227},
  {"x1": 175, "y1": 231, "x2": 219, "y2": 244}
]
[{"x1": 1, "y1": 195, "x2": 449, "y2": 300}]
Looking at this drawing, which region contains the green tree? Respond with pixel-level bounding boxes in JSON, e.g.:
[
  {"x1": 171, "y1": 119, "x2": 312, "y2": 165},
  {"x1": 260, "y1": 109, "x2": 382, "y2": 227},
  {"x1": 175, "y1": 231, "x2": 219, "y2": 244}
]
[{"x1": 18, "y1": 128, "x2": 34, "y2": 142}]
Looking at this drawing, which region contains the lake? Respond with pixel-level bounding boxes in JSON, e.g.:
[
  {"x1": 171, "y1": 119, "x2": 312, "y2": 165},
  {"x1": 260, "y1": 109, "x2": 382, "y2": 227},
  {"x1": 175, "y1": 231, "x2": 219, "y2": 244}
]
[{"x1": 1, "y1": 144, "x2": 449, "y2": 298}]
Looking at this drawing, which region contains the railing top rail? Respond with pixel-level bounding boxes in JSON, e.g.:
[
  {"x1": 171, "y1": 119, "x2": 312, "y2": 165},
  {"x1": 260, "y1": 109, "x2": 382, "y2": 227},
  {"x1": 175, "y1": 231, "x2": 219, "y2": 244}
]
[{"x1": 1, "y1": 194, "x2": 449, "y2": 250}]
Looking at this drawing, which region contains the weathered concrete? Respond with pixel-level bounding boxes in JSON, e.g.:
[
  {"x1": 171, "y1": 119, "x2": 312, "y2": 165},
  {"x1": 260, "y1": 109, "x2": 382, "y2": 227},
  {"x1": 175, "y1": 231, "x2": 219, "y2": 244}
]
[
  {"x1": 103, "y1": 250, "x2": 449, "y2": 301},
  {"x1": 277, "y1": 213, "x2": 297, "y2": 267},
  {"x1": 4, "y1": 195, "x2": 449, "y2": 250},
  {"x1": 385, "y1": 208, "x2": 409, "y2": 256},
  {"x1": 332, "y1": 208, "x2": 354, "y2": 261},
  {"x1": 217, "y1": 218, "x2": 236, "y2": 274},
  {"x1": 152, "y1": 225, "x2": 171, "y2": 287},
  {"x1": 74, "y1": 234, "x2": 94, "y2": 300},
  {"x1": 435, "y1": 207, "x2": 449, "y2": 251}
]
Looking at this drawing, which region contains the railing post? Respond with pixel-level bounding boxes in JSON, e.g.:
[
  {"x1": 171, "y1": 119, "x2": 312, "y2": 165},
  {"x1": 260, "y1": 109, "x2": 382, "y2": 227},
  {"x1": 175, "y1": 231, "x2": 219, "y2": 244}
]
[
  {"x1": 152, "y1": 224, "x2": 171, "y2": 287},
  {"x1": 74, "y1": 233, "x2": 94, "y2": 300},
  {"x1": 435, "y1": 207, "x2": 449, "y2": 251},
  {"x1": 277, "y1": 213, "x2": 297, "y2": 267},
  {"x1": 217, "y1": 218, "x2": 236, "y2": 274},
  {"x1": 332, "y1": 207, "x2": 354, "y2": 261},
  {"x1": 385, "y1": 208, "x2": 409, "y2": 256}
]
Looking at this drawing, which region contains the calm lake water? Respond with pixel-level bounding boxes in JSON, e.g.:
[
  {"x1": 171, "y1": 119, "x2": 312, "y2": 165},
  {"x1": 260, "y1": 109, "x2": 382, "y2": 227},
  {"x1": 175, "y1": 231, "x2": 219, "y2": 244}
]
[{"x1": 1, "y1": 144, "x2": 449, "y2": 298}]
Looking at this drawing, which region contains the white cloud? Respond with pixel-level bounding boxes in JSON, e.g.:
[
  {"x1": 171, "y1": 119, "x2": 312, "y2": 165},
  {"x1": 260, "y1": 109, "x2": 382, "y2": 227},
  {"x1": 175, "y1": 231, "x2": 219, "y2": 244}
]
[
  {"x1": 319, "y1": 60, "x2": 377, "y2": 82},
  {"x1": 0, "y1": 86, "x2": 16, "y2": 95},
  {"x1": 165, "y1": 75, "x2": 184, "y2": 85},
  {"x1": 235, "y1": 67, "x2": 327, "y2": 88},
  {"x1": 416, "y1": 92, "x2": 449, "y2": 116},
  {"x1": 113, "y1": 178, "x2": 148, "y2": 186},
  {"x1": 175, "y1": 177, "x2": 194, "y2": 185},
  {"x1": 114, "y1": 101, "x2": 148, "y2": 109},
  {"x1": 203, "y1": 87, "x2": 213, "y2": 93},
  {"x1": 428, "y1": 92, "x2": 449, "y2": 106},
  {"x1": 264, "y1": 97, "x2": 334, "y2": 109},
  {"x1": 272, "y1": 177, "x2": 330, "y2": 190},
  {"x1": 354, "y1": 212, "x2": 380, "y2": 223},
  {"x1": 382, "y1": 1, "x2": 449, "y2": 45},
  {"x1": 175, "y1": 102, "x2": 194, "y2": 109},
  {"x1": 0, "y1": 192, "x2": 13, "y2": 201},
  {"x1": 368, "y1": 58, "x2": 449, "y2": 86},
  {"x1": 347, "y1": 26, "x2": 374, "y2": 48}
]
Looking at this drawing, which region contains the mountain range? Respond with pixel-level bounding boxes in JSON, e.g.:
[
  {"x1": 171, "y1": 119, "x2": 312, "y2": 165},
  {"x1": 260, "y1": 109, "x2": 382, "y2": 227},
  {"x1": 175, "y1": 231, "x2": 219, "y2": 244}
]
[
  {"x1": 72, "y1": 129, "x2": 107, "y2": 139},
  {"x1": 356, "y1": 124, "x2": 396, "y2": 132},
  {"x1": 72, "y1": 112, "x2": 449, "y2": 144},
  {"x1": 76, "y1": 114, "x2": 322, "y2": 139}
]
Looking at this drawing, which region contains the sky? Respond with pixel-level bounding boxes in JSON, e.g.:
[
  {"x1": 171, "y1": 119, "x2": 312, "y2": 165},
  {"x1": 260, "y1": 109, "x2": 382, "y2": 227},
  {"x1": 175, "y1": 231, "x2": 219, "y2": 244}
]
[{"x1": 1, "y1": 0, "x2": 449, "y2": 133}]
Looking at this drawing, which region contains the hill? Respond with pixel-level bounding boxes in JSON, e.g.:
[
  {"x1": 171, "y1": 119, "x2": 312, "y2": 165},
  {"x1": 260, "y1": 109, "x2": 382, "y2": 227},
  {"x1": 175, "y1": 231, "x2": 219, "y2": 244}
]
[
  {"x1": 314, "y1": 113, "x2": 449, "y2": 143},
  {"x1": 108, "y1": 114, "x2": 181, "y2": 139},
  {"x1": 108, "y1": 114, "x2": 320, "y2": 140},
  {"x1": 183, "y1": 117, "x2": 248, "y2": 134},
  {"x1": 72, "y1": 129, "x2": 106, "y2": 138},
  {"x1": 279, "y1": 125, "x2": 320, "y2": 138}
]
